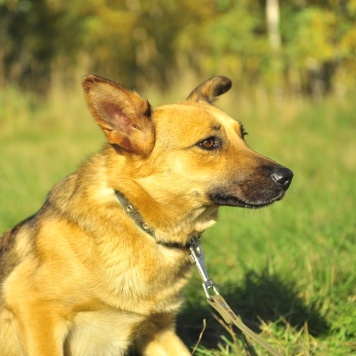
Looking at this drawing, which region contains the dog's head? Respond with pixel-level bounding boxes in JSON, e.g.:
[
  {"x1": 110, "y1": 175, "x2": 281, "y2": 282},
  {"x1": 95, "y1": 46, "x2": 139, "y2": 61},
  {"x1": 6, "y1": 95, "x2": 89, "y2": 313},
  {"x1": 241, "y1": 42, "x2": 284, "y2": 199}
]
[{"x1": 82, "y1": 75, "x2": 293, "y2": 240}]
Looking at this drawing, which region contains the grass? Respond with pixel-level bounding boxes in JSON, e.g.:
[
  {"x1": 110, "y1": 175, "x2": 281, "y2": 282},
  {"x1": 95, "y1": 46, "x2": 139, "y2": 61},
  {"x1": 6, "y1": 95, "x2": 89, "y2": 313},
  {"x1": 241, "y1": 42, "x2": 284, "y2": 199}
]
[{"x1": 0, "y1": 83, "x2": 355, "y2": 355}]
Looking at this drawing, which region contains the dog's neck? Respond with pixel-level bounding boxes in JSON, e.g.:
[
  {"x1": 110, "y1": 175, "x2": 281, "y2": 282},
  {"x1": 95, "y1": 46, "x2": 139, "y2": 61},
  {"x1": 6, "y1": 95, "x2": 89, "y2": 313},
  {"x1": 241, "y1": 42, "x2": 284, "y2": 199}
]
[{"x1": 115, "y1": 190, "x2": 200, "y2": 248}]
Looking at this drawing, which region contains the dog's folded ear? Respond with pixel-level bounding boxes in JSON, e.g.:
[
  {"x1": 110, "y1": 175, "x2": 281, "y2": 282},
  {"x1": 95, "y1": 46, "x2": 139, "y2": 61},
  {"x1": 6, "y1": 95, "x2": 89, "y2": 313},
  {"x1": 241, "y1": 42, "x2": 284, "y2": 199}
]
[
  {"x1": 82, "y1": 75, "x2": 155, "y2": 156},
  {"x1": 187, "y1": 76, "x2": 232, "y2": 104}
]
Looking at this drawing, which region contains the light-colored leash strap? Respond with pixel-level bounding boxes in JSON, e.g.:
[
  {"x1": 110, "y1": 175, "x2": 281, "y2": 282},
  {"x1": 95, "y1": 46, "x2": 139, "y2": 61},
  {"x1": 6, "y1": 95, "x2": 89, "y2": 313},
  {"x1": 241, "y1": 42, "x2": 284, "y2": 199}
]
[
  {"x1": 208, "y1": 294, "x2": 282, "y2": 356},
  {"x1": 189, "y1": 238, "x2": 282, "y2": 356}
]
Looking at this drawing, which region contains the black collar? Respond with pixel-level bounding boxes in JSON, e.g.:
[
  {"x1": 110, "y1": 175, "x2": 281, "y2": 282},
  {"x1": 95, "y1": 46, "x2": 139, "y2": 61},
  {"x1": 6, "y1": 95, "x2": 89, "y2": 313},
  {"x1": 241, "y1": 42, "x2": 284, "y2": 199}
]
[{"x1": 114, "y1": 190, "x2": 198, "y2": 248}]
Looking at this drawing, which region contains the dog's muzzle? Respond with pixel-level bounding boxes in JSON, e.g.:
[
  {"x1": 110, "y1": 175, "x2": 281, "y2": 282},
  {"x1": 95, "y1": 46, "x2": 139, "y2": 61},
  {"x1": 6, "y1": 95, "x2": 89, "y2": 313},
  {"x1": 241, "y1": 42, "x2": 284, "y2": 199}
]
[{"x1": 208, "y1": 164, "x2": 293, "y2": 209}]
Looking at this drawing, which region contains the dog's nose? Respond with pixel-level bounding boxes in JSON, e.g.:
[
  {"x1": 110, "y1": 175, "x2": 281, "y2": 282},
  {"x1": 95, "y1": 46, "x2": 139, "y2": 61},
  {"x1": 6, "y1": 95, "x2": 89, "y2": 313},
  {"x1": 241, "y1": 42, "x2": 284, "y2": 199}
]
[{"x1": 271, "y1": 167, "x2": 293, "y2": 189}]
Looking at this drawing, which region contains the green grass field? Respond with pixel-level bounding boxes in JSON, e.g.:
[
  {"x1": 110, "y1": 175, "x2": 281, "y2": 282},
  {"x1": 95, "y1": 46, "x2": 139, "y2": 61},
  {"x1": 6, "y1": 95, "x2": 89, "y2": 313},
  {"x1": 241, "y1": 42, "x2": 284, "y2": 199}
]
[{"x1": 0, "y1": 84, "x2": 355, "y2": 355}]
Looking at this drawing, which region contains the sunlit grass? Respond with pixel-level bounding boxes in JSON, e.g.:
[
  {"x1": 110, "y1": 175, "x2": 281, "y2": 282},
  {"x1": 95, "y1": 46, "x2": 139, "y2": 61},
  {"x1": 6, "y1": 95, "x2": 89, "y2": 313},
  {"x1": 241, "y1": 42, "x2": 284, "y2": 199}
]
[{"x1": 0, "y1": 84, "x2": 355, "y2": 355}]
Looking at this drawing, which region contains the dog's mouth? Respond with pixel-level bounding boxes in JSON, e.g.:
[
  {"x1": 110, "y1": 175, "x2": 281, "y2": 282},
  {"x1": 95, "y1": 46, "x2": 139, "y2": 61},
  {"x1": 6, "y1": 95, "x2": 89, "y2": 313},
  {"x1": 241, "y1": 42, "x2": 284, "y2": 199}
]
[{"x1": 209, "y1": 191, "x2": 286, "y2": 209}]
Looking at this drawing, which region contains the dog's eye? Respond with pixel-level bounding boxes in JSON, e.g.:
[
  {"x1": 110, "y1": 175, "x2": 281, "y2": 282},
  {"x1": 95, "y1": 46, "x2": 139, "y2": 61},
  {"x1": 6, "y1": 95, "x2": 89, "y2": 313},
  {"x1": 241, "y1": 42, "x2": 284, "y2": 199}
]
[{"x1": 198, "y1": 137, "x2": 221, "y2": 150}]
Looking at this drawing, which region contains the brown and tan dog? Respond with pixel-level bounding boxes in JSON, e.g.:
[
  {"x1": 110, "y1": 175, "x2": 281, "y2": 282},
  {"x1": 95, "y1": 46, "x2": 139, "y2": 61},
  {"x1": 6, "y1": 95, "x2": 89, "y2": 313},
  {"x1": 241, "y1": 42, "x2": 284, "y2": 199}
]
[{"x1": 0, "y1": 75, "x2": 292, "y2": 355}]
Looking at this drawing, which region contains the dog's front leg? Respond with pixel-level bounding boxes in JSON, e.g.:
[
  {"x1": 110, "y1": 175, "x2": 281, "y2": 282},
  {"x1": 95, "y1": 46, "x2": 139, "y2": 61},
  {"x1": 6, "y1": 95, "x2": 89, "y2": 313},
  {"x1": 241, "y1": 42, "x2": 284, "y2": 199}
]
[
  {"x1": 137, "y1": 314, "x2": 191, "y2": 356},
  {"x1": 140, "y1": 329, "x2": 191, "y2": 356},
  {"x1": 15, "y1": 303, "x2": 68, "y2": 356}
]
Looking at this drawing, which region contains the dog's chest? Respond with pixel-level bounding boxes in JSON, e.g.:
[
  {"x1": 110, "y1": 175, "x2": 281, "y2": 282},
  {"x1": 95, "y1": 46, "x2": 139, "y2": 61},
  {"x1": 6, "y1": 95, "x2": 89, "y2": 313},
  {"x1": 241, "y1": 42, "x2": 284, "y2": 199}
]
[
  {"x1": 65, "y1": 309, "x2": 143, "y2": 355},
  {"x1": 95, "y1": 244, "x2": 192, "y2": 314},
  {"x1": 66, "y1": 248, "x2": 192, "y2": 355}
]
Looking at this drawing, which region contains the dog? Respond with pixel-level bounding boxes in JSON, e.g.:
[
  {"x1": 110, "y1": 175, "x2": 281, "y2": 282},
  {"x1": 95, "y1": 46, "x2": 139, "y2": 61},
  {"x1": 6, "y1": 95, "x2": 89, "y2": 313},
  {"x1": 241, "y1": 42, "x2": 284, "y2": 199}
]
[{"x1": 0, "y1": 75, "x2": 293, "y2": 355}]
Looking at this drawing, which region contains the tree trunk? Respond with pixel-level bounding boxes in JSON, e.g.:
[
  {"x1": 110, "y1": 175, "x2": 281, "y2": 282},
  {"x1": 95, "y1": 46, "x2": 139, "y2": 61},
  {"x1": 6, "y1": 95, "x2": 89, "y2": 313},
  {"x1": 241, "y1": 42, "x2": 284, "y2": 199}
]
[{"x1": 266, "y1": 0, "x2": 281, "y2": 53}]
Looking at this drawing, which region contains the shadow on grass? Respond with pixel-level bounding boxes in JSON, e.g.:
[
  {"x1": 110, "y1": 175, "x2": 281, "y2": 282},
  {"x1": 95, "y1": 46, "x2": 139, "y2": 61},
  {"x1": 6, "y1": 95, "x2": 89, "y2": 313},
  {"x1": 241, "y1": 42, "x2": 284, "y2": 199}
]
[{"x1": 177, "y1": 269, "x2": 330, "y2": 350}]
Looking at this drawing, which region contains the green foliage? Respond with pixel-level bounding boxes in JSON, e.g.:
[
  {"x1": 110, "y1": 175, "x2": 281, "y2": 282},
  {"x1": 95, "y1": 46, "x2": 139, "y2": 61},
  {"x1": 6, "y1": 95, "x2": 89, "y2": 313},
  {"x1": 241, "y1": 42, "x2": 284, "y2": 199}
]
[
  {"x1": 176, "y1": 1, "x2": 271, "y2": 86},
  {"x1": 1, "y1": 0, "x2": 356, "y2": 95},
  {"x1": 0, "y1": 0, "x2": 61, "y2": 91}
]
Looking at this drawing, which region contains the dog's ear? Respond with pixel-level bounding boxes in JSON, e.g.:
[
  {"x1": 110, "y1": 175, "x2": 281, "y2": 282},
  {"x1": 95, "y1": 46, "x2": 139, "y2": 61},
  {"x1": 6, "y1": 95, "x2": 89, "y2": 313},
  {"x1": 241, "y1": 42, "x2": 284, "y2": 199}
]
[
  {"x1": 187, "y1": 76, "x2": 232, "y2": 104},
  {"x1": 82, "y1": 75, "x2": 155, "y2": 156}
]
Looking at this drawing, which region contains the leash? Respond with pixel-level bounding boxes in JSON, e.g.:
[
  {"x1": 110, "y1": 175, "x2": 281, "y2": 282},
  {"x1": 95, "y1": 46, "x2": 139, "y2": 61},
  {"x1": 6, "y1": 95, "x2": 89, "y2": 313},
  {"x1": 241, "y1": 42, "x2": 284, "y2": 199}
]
[{"x1": 189, "y1": 237, "x2": 282, "y2": 356}]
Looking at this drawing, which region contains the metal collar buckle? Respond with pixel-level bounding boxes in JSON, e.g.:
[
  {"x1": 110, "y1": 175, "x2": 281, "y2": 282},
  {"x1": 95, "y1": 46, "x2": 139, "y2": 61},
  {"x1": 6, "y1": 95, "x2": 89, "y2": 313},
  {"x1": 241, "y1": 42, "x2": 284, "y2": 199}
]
[{"x1": 189, "y1": 237, "x2": 219, "y2": 300}]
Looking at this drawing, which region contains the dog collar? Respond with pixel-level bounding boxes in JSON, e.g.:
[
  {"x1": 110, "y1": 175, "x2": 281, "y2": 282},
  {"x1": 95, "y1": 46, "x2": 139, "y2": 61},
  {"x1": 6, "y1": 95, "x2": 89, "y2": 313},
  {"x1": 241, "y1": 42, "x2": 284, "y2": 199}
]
[
  {"x1": 115, "y1": 190, "x2": 155, "y2": 237},
  {"x1": 114, "y1": 190, "x2": 197, "y2": 248}
]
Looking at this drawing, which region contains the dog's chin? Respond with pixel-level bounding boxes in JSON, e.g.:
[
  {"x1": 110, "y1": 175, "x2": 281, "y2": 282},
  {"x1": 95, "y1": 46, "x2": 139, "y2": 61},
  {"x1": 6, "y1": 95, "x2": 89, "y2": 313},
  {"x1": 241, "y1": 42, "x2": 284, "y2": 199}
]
[{"x1": 209, "y1": 191, "x2": 285, "y2": 209}]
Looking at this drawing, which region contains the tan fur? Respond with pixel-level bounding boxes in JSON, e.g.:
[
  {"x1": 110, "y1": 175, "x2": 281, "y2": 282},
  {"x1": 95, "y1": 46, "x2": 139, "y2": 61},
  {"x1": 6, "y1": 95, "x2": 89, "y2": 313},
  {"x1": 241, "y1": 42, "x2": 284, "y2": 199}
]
[{"x1": 0, "y1": 75, "x2": 292, "y2": 355}]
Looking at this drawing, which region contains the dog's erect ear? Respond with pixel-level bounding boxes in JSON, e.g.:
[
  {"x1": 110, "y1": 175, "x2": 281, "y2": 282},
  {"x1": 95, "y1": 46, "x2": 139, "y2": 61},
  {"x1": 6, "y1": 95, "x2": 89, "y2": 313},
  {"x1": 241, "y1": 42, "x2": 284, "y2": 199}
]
[
  {"x1": 82, "y1": 75, "x2": 155, "y2": 156},
  {"x1": 187, "y1": 76, "x2": 232, "y2": 104}
]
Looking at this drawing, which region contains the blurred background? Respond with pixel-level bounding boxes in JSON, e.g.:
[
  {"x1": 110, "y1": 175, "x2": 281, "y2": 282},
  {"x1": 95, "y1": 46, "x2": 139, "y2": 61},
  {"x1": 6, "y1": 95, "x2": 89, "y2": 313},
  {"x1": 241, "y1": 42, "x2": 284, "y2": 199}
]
[
  {"x1": 1, "y1": 0, "x2": 356, "y2": 97},
  {"x1": 0, "y1": 1, "x2": 355, "y2": 355}
]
